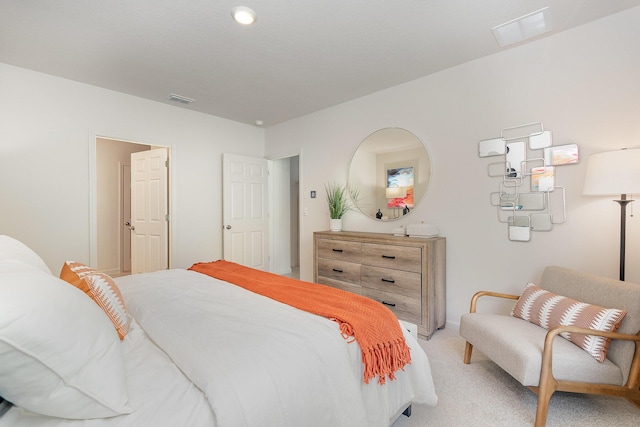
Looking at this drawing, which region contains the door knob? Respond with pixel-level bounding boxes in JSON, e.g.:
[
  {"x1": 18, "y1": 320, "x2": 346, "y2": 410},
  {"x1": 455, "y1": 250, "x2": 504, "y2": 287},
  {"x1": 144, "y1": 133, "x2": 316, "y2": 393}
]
[
  {"x1": 125, "y1": 221, "x2": 135, "y2": 231},
  {"x1": 225, "y1": 225, "x2": 232, "y2": 229}
]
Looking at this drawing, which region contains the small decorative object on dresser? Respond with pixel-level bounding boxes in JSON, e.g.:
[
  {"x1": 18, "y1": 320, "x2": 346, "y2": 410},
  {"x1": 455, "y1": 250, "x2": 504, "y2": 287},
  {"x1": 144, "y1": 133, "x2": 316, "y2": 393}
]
[
  {"x1": 324, "y1": 182, "x2": 359, "y2": 232},
  {"x1": 313, "y1": 230, "x2": 446, "y2": 339}
]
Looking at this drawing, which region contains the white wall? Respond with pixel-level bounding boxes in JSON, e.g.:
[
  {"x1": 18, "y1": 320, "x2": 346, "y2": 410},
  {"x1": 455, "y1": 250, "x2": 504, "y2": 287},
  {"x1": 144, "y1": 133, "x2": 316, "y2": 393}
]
[
  {"x1": 0, "y1": 63, "x2": 264, "y2": 272},
  {"x1": 265, "y1": 8, "x2": 640, "y2": 327}
]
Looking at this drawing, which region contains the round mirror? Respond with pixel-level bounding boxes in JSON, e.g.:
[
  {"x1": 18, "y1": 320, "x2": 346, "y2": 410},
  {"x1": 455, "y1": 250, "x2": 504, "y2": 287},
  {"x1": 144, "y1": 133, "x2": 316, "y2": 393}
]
[{"x1": 348, "y1": 128, "x2": 431, "y2": 221}]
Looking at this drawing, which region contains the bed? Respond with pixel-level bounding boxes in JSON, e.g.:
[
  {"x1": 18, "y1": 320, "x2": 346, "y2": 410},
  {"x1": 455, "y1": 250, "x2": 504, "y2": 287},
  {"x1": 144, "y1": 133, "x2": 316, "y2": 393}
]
[{"x1": 0, "y1": 235, "x2": 437, "y2": 426}]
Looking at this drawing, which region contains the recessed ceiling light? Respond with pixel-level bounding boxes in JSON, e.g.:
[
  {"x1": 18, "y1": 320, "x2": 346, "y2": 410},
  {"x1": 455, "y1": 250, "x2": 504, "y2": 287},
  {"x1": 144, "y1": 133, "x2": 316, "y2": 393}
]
[
  {"x1": 492, "y1": 7, "x2": 551, "y2": 48},
  {"x1": 231, "y1": 6, "x2": 257, "y2": 25},
  {"x1": 168, "y1": 93, "x2": 195, "y2": 104}
]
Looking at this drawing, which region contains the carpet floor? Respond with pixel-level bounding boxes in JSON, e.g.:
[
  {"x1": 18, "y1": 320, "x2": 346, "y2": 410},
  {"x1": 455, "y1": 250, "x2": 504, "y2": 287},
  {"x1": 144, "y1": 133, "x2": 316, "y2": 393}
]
[{"x1": 391, "y1": 327, "x2": 639, "y2": 427}]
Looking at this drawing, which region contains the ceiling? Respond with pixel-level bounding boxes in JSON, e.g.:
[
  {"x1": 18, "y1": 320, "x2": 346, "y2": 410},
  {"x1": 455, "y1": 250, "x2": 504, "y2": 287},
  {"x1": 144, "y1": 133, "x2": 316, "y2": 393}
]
[{"x1": 2, "y1": 0, "x2": 639, "y2": 127}]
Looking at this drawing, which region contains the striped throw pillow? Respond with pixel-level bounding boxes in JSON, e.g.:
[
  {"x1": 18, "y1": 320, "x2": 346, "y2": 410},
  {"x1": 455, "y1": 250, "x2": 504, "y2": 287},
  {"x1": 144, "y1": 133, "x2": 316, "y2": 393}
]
[
  {"x1": 510, "y1": 283, "x2": 627, "y2": 362},
  {"x1": 60, "y1": 261, "x2": 130, "y2": 340}
]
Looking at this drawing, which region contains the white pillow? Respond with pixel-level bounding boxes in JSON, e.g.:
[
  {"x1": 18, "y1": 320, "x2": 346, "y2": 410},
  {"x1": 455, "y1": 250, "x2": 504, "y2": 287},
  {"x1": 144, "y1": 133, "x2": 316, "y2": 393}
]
[
  {"x1": 0, "y1": 235, "x2": 52, "y2": 275},
  {"x1": 0, "y1": 262, "x2": 132, "y2": 419}
]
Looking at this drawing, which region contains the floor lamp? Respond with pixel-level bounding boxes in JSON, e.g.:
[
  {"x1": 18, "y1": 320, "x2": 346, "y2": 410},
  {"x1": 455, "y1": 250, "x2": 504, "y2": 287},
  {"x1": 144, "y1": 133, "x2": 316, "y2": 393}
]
[
  {"x1": 583, "y1": 148, "x2": 640, "y2": 281},
  {"x1": 386, "y1": 187, "x2": 406, "y2": 218}
]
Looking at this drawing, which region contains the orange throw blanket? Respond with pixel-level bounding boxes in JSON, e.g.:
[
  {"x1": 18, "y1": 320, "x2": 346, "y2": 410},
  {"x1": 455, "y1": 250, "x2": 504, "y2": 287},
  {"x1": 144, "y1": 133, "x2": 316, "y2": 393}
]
[{"x1": 189, "y1": 260, "x2": 411, "y2": 384}]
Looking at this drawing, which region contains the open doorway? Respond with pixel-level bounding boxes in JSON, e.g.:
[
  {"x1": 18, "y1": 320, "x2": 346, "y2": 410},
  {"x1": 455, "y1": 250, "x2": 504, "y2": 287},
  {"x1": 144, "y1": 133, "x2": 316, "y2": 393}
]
[
  {"x1": 270, "y1": 154, "x2": 300, "y2": 279},
  {"x1": 95, "y1": 137, "x2": 170, "y2": 277}
]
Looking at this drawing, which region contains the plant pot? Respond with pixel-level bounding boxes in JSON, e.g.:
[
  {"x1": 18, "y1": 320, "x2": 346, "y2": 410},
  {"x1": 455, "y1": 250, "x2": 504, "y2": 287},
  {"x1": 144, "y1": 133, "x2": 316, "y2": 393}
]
[{"x1": 329, "y1": 218, "x2": 342, "y2": 232}]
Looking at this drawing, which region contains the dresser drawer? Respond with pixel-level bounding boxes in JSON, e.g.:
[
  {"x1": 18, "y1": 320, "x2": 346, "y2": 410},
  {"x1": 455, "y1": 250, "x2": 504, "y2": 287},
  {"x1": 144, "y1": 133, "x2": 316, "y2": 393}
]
[
  {"x1": 361, "y1": 266, "x2": 421, "y2": 299},
  {"x1": 317, "y1": 258, "x2": 360, "y2": 285},
  {"x1": 317, "y1": 277, "x2": 362, "y2": 295},
  {"x1": 317, "y1": 238, "x2": 361, "y2": 263},
  {"x1": 361, "y1": 243, "x2": 422, "y2": 273},
  {"x1": 362, "y1": 288, "x2": 421, "y2": 326},
  {"x1": 314, "y1": 231, "x2": 445, "y2": 340}
]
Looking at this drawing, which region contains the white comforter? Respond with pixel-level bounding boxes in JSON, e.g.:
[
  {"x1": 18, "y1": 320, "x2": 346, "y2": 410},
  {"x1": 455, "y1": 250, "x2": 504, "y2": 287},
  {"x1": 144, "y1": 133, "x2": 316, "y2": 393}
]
[{"x1": 116, "y1": 269, "x2": 437, "y2": 427}]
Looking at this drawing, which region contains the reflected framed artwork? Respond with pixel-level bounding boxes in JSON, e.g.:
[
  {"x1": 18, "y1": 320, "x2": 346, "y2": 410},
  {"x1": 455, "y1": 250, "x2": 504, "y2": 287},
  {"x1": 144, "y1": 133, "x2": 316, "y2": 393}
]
[
  {"x1": 531, "y1": 166, "x2": 555, "y2": 191},
  {"x1": 544, "y1": 143, "x2": 579, "y2": 165},
  {"x1": 386, "y1": 167, "x2": 414, "y2": 208}
]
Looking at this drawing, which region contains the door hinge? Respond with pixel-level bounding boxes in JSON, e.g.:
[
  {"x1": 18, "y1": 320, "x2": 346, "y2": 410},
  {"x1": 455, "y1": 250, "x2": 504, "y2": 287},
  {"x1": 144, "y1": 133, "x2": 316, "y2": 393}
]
[
  {"x1": 165, "y1": 214, "x2": 170, "y2": 221},
  {"x1": 165, "y1": 159, "x2": 169, "y2": 168}
]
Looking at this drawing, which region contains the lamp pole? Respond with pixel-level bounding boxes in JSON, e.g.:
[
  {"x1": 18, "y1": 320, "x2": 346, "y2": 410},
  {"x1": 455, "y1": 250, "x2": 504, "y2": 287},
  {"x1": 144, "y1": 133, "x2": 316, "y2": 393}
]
[{"x1": 614, "y1": 194, "x2": 633, "y2": 281}]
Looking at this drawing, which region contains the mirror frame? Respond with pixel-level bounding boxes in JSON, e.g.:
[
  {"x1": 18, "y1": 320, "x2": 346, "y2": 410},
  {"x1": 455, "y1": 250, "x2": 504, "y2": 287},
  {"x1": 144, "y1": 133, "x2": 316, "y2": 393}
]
[{"x1": 348, "y1": 127, "x2": 431, "y2": 221}]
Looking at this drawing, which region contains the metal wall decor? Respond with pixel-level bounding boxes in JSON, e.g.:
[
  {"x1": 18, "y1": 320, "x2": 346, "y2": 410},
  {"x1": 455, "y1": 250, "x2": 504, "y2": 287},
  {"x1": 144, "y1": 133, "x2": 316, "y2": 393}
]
[{"x1": 478, "y1": 122, "x2": 579, "y2": 241}]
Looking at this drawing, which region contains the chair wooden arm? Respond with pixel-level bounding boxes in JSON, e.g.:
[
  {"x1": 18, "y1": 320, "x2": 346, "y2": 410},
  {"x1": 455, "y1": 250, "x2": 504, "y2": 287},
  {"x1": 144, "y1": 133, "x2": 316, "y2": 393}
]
[
  {"x1": 469, "y1": 290, "x2": 520, "y2": 313},
  {"x1": 533, "y1": 325, "x2": 640, "y2": 427},
  {"x1": 463, "y1": 291, "x2": 521, "y2": 364},
  {"x1": 541, "y1": 325, "x2": 640, "y2": 388}
]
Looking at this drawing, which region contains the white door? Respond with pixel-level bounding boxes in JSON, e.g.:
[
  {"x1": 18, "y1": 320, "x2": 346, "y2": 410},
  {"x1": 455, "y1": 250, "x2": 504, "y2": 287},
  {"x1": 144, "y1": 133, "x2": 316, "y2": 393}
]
[
  {"x1": 121, "y1": 163, "x2": 132, "y2": 274},
  {"x1": 222, "y1": 153, "x2": 269, "y2": 270},
  {"x1": 130, "y1": 148, "x2": 169, "y2": 273}
]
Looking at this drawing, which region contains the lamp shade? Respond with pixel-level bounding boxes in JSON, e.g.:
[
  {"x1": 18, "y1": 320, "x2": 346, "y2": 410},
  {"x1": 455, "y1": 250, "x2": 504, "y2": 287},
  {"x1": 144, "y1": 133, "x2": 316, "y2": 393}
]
[
  {"x1": 386, "y1": 187, "x2": 406, "y2": 198},
  {"x1": 583, "y1": 148, "x2": 640, "y2": 196}
]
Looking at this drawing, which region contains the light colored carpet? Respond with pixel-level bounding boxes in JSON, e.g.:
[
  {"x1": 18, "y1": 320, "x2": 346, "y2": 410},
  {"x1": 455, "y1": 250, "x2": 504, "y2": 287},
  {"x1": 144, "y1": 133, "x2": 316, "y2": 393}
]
[{"x1": 392, "y1": 327, "x2": 639, "y2": 427}]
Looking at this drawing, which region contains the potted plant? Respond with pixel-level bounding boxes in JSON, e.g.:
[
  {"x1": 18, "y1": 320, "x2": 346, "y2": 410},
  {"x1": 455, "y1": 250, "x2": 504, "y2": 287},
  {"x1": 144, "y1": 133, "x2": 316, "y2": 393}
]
[{"x1": 325, "y1": 182, "x2": 358, "y2": 231}]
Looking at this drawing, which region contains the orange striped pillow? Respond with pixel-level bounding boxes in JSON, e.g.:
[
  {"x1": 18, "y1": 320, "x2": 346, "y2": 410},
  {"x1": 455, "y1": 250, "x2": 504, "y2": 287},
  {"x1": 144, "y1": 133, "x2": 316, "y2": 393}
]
[
  {"x1": 510, "y1": 283, "x2": 627, "y2": 362},
  {"x1": 60, "y1": 262, "x2": 130, "y2": 340}
]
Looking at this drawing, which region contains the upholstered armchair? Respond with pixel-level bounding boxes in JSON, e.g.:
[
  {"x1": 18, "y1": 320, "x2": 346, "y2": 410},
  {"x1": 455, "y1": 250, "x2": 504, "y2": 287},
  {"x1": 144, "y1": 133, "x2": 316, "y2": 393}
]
[{"x1": 459, "y1": 266, "x2": 640, "y2": 427}]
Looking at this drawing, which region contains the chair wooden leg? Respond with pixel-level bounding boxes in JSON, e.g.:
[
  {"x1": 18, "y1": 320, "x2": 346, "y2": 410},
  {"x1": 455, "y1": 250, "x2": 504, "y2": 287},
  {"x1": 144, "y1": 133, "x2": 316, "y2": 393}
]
[
  {"x1": 534, "y1": 366, "x2": 557, "y2": 427},
  {"x1": 463, "y1": 341, "x2": 473, "y2": 364},
  {"x1": 627, "y1": 387, "x2": 640, "y2": 408},
  {"x1": 534, "y1": 388, "x2": 553, "y2": 427}
]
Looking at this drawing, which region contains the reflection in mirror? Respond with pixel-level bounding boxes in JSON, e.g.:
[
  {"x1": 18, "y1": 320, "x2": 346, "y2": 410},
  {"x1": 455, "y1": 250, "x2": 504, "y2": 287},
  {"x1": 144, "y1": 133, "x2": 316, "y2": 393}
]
[
  {"x1": 548, "y1": 186, "x2": 567, "y2": 224},
  {"x1": 529, "y1": 130, "x2": 552, "y2": 150},
  {"x1": 544, "y1": 143, "x2": 579, "y2": 165},
  {"x1": 497, "y1": 183, "x2": 518, "y2": 210},
  {"x1": 478, "y1": 138, "x2": 506, "y2": 157},
  {"x1": 518, "y1": 192, "x2": 545, "y2": 210},
  {"x1": 505, "y1": 141, "x2": 526, "y2": 178},
  {"x1": 349, "y1": 128, "x2": 430, "y2": 221},
  {"x1": 531, "y1": 167, "x2": 555, "y2": 192},
  {"x1": 508, "y1": 216, "x2": 531, "y2": 241},
  {"x1": 531, "y1": 213, "x2": 553, "y2": 231}
]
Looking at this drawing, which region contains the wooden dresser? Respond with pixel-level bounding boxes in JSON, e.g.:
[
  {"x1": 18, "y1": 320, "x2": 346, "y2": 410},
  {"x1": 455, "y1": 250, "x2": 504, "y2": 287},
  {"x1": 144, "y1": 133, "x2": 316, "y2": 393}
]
[{"x1": 313, "y1": 230, "x2": 446, "y2": 339}]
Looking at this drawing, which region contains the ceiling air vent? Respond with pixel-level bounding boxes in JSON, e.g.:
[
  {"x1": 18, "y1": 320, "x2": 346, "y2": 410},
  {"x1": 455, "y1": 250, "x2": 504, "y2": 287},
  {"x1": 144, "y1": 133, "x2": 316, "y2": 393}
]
[
  {"x1": 492, "y1": 7, "x2": 551, "y2": 48},
  {"x1": 168, "y1": 93, "x2": 195, "y2": 104}
]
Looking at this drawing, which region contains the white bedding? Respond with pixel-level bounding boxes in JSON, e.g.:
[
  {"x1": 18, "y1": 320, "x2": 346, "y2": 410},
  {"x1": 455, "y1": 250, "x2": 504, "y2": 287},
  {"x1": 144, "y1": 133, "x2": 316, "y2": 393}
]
[
  {"x1": 116, "y1": 269, "x2": 437, "y2": 427},
  {"x1": 2, "y1": 268, "x2": 437, "y2": 427}
]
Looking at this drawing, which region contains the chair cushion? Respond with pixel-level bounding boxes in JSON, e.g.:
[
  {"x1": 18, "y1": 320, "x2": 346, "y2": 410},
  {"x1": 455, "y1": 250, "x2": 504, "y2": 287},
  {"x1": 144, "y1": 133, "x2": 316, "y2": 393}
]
[
  {"x1": 460, "y1": 313, "x2": 624, "y2": 387},
  {"x1": 510, "y1": 283, "x2": 626, "y2": 362}
]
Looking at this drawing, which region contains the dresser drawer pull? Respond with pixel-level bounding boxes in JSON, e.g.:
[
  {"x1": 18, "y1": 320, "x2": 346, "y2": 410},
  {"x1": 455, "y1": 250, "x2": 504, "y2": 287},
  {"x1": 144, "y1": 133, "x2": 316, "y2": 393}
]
[
  {"x1": 381, "y1": 278, "x2": 395, "y2": 284},
  {"x1": 332, "y1": 249, "x2": 343, "y2": 252},
  {"x1": 332, "y1": 268, "x2": 344, "y2": 273},
  {"x1": 381, "y1": 255, "x2": 396, "y2": 259},
  {"x1": 382, "y1": 301, "x2": 396, "y2": 307}
]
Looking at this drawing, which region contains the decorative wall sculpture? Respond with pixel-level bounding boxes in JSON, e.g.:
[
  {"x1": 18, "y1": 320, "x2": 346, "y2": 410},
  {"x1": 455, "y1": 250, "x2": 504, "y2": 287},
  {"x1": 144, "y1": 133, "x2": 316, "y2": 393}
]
[{"x1": 478, "y1": 122, "x2": 579, "y2": 241}]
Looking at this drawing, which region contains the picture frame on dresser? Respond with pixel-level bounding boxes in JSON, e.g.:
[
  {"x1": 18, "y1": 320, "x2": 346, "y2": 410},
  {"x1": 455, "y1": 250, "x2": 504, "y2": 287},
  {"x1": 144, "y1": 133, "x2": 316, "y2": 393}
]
[{"x1": 313, "y1": 230, "x2": 446, "y2": 339}]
